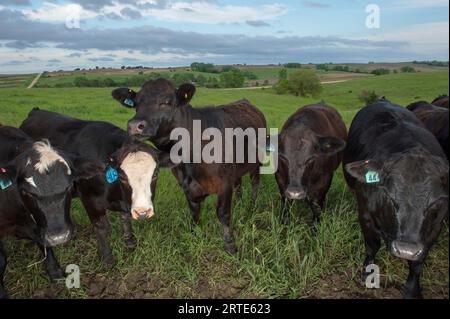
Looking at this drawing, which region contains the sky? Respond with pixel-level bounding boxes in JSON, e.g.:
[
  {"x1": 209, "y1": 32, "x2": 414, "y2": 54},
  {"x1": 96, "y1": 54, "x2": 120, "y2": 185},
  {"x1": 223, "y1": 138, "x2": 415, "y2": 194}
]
[{"x1": 0, "y1": 0, "x2": 448, "y2": 73}]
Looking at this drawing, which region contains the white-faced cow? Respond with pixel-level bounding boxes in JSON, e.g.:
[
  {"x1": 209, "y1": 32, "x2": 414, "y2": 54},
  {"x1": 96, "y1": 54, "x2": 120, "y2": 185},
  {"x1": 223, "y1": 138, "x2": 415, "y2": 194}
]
[
  {"x1": 20, "y1": 109, "x2": 173, "y2": 267},
  {"x1": 0, "y1": 125, "x2": 98, "y2": 298},
  {"x1": 343, "y1": 100, "x2": 448, "y2": 299},
  {"x1": 112, "y1": 78, "x2": 267, "y2": 254}
]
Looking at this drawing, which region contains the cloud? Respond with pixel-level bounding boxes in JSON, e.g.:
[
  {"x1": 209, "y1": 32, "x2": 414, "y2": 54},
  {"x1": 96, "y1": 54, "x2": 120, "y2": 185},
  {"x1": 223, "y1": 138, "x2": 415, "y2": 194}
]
[
  {"x1": 0, "y1": 9, "x2": 406, "y2": 56},
  {"x1": 22, "y1": 2, "x2": 97, "y2": 22},
  {"x1": 301, "y1": 1, "x2": 330, "y2": 8},
  {"x1": 357, "y1": 21, "x2": 449, "y2": 57},
  {"x1": 1, "y1": 0, "x2": 31, "y2": 5},
  {"x1": 88, "y1": 56, "x2": 116, "y2": 62},
  {"x1": 16, "y1": 1, "x2": 288, "y2": 24},
  {"x1": 246, "y1": 20, "x2": 271, "y2": 28}
]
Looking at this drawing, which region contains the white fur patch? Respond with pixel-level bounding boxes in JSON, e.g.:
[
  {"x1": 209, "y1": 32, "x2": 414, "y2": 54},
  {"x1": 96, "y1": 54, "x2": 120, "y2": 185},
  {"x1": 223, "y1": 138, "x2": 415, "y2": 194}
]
[
  {"x1": 120, "y1": 151, "x2": 157, "y2": 213},
  {"x1": 25, "y1": 176, "x2": 37, "y2": 188},
  {"x1": 33, "y1": 140, "x2": 71, "y2": 175}
]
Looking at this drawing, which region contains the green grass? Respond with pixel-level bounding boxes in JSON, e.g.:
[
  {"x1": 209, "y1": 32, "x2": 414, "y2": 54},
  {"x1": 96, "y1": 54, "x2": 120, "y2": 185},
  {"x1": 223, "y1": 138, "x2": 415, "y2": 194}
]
[{"x1": 0, "y1": 71, "x2": 448, "y2": 299}]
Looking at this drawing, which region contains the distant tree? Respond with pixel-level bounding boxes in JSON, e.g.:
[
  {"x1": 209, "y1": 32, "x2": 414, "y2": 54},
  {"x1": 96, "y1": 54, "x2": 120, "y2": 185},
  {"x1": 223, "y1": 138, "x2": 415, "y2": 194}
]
[
  {"x1": 121, "y1": 65, "x2": 126, "y2": 70},
  {"x1": 316, "y1": 64, "x2": 329, "y2": 71},
  {"x1": 278, "y1": 68, "x2": 288, "y2": 80},
  {"x1": 191, "y1": 62, "x2": 218, "y2": 73},
  {"x1": 371, "y1": 68, "x2": 390, "y2": 76},
  {"x1": 358, "y1": 90, "x2": 380, "y2": 105},
  {"x1": 274, "y1": 79, "x2": 291, "y2": 94},
  {"x1": 241, "y1": 70, "x2": 257, "y2": 80},
  {"x1": 285, "y1": 69, "x2": 322, "y2": 97},
  {"x1": 400, "y1": 66, "x2": 416, "y2": 73},
  {"x1": 219, "y1": 69, "x2": 245, "y2": 88},
  {"x1": 283, "y1": 63, "x2": 302, "y2": 68}
]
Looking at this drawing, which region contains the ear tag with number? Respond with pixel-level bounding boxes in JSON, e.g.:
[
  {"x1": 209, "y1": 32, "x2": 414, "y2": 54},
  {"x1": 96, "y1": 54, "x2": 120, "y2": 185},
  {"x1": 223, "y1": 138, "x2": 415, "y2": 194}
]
[
  {"x1": 105, "y1": 166, "x2": 119, "y2": 184},
  {"x1": 365, "y1": 170, "x2": 380, "y2": 184},
  {"x1": 0, "y1": 178, "x2": 12, "y2": 190},
  {"x1": 124, "y1": 98, "x2": 135, "y2": 107},
  {"x1": 0, "y1": 168, "x2": 13, "y2": 190}
]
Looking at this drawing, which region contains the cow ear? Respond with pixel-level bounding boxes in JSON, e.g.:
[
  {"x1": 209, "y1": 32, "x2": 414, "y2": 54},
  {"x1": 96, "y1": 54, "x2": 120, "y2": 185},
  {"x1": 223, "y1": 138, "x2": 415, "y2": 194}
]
[
  {"x1": 316, "y1": 136, "x2": 346, "y2": 155},
  {"x1": 71, "y1": 157, "x2": 105, "y2": 181},
  {"x1": 157, "y1": 151, "x2": 179, "y2": 169},
  {"x1": 112, "y1": 88, "x2": 137, "y2": 108},
  {"x1": 0, "y1": 165, "x2": 17, "y2": 190},
  {"x1": 344, "y1": 159, "x2": 384, "y2": 184},
  {"x1": 176, "y1": 83, "x2": 196, "y2": 106}
]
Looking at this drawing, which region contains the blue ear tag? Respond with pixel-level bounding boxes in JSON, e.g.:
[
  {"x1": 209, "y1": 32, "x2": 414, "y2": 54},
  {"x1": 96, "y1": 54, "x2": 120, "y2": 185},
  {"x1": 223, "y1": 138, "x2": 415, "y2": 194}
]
[
  {"x1": 124, "y1": 98, "x2": 135, "y2": 107},
  {"x1": 105, "y1": 166, "x2": 119, "y2": 184},
  {"x1": 0, "y1": 177, "x2": 12, "y2": 190},
  {"x1": 266, "y1": 143, "x2": 275, "y2": 153},
  {"x1": 365, "y1": 170, "x2": 380, "y2": 184}
]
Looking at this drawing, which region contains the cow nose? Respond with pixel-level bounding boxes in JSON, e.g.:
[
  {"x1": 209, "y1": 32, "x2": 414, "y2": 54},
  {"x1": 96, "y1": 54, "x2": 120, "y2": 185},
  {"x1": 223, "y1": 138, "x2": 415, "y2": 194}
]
[
  {"x1": 131, "y1": 207, "x2": 154, "y2": 221},
  {"x1": 45, "y1": 230, "x2": 72, "y2": 247},
  {"x1": 285, "y1": 187, "x2": 306, "y2": 200},
  {"x1": 128, "y1": 120, "x2": 147, "y2": 136},
  {"x1": 391, "y1": 241, "x2": 425, "y2": 261}
]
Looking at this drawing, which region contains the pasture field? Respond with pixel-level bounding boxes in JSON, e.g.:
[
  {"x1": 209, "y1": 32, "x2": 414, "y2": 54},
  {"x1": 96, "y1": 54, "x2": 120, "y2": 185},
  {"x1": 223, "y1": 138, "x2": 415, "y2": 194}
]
[
  {"x1": 0, "y1": 74, "x2": 35, "y2": 88},
  {"x1": 0, "y1": 71, "x2": 448, "y2": 299}
]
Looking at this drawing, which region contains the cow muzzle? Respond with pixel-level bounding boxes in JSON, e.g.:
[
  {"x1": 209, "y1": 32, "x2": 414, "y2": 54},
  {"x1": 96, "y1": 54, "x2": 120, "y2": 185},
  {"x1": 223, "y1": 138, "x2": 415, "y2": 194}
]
[
  {"x1": 128, "y1": 119, "x2": 149, "y2": 137},
  {"x1": 391, "y1": 240, "x2": 425, "y2": 261},
  {"x1": 285, "y1": 187, "x2": 307, "y2": 200},
  {"x1": 45, "y1": 230, "x2": 72, "y2": 247},
  {"x1": 131, "y1": 207, "x2": 154, "y2": 220}
]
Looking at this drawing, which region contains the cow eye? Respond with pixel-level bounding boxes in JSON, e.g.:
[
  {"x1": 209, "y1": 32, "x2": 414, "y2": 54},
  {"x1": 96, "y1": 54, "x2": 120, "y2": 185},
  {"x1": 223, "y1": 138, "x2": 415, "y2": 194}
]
[{"x1": 305, "y1": 155, "x2": 317, "y2": 166}]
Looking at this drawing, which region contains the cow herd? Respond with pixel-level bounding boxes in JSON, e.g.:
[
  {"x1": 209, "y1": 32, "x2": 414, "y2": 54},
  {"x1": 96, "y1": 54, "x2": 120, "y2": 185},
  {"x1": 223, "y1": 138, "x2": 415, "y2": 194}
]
[{"x1": 0, "y1": 78, "x2": 448, "y2": 299}]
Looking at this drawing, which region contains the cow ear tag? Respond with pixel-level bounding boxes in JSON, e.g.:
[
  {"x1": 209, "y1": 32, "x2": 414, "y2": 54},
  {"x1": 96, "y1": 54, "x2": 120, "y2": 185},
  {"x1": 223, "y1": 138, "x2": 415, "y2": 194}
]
[
  {"x1": 105, "y1": 158, "x2": 119, "y2": 184},
  {"x1": 365, "y1": 170, "x2": 380, "y2": 184},
  {"x1": 0, "y1": 168, "x2": 13, "y2": 190},
  {"x1": 123, "y1": 98, "x2": 135, "y2": 107}
]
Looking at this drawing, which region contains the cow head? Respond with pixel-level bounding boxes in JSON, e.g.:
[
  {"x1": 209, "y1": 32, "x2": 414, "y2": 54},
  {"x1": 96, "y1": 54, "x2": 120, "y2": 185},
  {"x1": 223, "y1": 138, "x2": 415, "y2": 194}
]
[
  {"x1": 345, "y1": 151, "x2": 449, "y2": 262},
  {"x1": 7, "y1": 140, "x2": 102, "y2": 246},
  {"x1": 107, "y1": 141, "x2": 175, "y2": 220},
  {"x1": 279, "y1": 128, "x2": 346, "y2": 200},
  {"x1": 111, "y1": 78, "x2": 195, "y2": 143}
]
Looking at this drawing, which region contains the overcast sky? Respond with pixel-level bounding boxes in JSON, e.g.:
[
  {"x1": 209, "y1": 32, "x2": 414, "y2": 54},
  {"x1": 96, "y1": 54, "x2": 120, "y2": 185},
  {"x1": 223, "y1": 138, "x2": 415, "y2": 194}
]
[{"x1": 0, "y1": 0, "x2": 448, "y2": 73}]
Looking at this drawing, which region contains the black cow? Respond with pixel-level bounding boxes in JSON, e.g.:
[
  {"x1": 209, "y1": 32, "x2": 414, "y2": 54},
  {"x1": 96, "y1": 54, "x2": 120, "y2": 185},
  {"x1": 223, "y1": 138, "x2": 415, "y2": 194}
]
[
  {"x1": 112, "y1": 78, "x2": 267, "y2": 254},
  {"x1": 432, "y1": 95, "x2": 449, "y2": 108},
  {"x1": 343, "y1": 101, "x2": 448, "y2": 299},
  {"x1": 407, "y1": 101, "x2": 449, "y2": 159},
  {"x1": 20, "y1": 109, "x2": 173, "y2": 266},
  {"x1": 0, "y1": 125, "x2": 98, "y2": 298},
  {"x1": 276, "y1": 102, "x2": 347, "y2": 224}
]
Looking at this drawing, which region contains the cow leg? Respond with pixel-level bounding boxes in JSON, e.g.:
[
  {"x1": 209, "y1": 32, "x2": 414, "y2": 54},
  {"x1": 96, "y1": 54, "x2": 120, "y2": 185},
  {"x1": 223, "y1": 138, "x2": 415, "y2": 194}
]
[
  {"x1": 0, "y1": 242, "x2": 7, "y2": 299},
  {"x1": 37, "y1": 244, "x2": 64, "y2": 282},
  {"x1": 404, "y1": 260, "x2": 423, "y2": 299},
  {"x1": 308, "y1": 199, "x2": 323, "y2": 225},
  {"x1": 216, "y1": 187, "x2": 237, "y2": 254},
  {"x1": 122, "y1": 212, "x2": 136, "y2": 249},
  {"x1": 90, "y1": 215, "x2": 115, "y2": 267},
  {"x1": 250, "y1": 168, "x2": 260, "y2": 202},
  {"x1": 80, "y1": 195, "x2": 116, "y2": 267}
]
